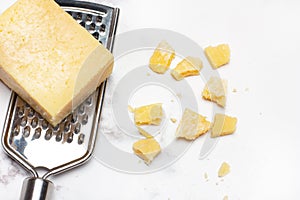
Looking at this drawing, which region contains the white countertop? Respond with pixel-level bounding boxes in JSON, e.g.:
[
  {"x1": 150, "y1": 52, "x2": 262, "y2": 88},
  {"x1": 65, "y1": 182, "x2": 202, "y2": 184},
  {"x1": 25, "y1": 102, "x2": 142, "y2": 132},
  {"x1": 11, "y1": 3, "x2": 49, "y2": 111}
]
[{"x1": 1, "y1": 0, "x2": 300, "y2": 199}]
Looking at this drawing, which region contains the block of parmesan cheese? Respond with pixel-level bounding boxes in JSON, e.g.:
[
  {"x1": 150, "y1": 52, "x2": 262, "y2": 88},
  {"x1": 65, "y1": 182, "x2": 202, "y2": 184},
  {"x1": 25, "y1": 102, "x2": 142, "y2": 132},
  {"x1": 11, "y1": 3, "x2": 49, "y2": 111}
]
[{"x1": 0, "y1": 0, "x2": 114, "y2": 125}]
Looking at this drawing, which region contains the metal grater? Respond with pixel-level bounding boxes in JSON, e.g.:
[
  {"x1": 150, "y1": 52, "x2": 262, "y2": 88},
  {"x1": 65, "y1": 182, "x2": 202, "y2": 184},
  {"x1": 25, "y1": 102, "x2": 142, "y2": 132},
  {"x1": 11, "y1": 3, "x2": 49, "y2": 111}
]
[{"x1": 1, "y1": 1, "x2": 119, "y2": 199}]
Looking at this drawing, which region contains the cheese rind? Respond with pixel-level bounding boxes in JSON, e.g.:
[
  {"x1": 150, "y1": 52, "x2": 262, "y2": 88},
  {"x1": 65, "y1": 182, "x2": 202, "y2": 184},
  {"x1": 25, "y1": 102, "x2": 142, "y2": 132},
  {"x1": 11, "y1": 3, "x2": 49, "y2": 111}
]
[
  {"x1": 134, "y1": 103, "x2": 163, "y2": 126},
  {"x1": 211, "y1": 114, "x2": 237, "y2": 138},
  {"x1": 133, "y1": 138, "x2": 161, "y2": 164},
  {"x1": 149, "y1": 41, "x2": 175, "y2": 74},
  {"x1": 171, "y1": 56, "x2": 202, "y2": 81},
  {"x1": 175, "y1": 108, "x2": 211, "y2": 140},
  {"x1": 202, "y1": 77, "x2": 227, "y2": 107},
  {"x1": 0, "y1": 0, "x2": 114, "y2": 125},
  {"x1": 205, "y1": 44, "x2": 230, "y2": 69}
]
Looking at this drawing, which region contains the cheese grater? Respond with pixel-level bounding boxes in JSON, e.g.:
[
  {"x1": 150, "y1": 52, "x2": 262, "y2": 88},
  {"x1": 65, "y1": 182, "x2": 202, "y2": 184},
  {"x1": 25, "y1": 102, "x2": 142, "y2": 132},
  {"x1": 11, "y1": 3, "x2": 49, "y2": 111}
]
[{"x1": 1, "y1": 1, "x2": 119, "y2": 199}]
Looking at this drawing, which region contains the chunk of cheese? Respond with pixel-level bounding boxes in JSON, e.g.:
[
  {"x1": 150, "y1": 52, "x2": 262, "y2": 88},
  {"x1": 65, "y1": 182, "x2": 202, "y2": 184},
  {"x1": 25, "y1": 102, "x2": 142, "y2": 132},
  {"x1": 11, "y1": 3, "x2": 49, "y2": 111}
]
[
  {"x1": 171, "y1": 56, "x2": 203, "y2": 81},
  {"x1": 205, "y1": 44, "x2": 230, "y2": 69},
  {"x1": 211, "y1": 114, "x2": 237, "y2": 138},
  {"x1": 133, "y1": 138, "x2": 161, "y2": 164},
  {"x1": 175, "y1": 108, "x2": 211, "y2": 140},
  {"x1": 134, "y1": 103, "x2": 163, "y2": 126},
  {"x1": 0, "y1": 0, "x2": 113, "y2": 126},
  {"x1": 149, "y1": 41, "x2": 175, "y2": 74},
  {"x1": 218, "y1": 162, "x2": 231, "y2": 177},
  {"x1": 202, "y1": 77, "x2": 227, "y2": 107}
]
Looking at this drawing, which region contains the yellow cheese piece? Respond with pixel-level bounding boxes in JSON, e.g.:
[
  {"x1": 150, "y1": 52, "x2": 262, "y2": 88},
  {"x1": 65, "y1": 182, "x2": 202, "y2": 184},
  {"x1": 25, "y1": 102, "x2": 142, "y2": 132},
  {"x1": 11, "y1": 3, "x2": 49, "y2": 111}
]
[
  {"x1": 202, "y1": 77, "x2": 227, "y2": 107},
  {"x1": 211, "y1": 114, "x2": 237, "y2": 138},
  {"x1": 0, "y1": 0, "x2": 113, "y2": 126},
  {"x1": 218, "y1": 162, "x2": 231, "y2": 177},
  {"x1": 133, "y1": 138, "x2": 161, "y2": 164},
  {"x1": 149, "y1": 41, "x2": 175, "y2": 74},
  {"x1": 134, "y1": 103, "x2": 163, "y2": 126},
  {"x1": 137, "y1": 126, "x2": 153, "y2": 138},
  {"x1": 171, "y1": 56, "x2": 202, "y2": 81},
  {"x1": 205, "y1": 44, "x2": 230, "y2": 69},
  {"x1": 175, "y1": 108, "x2": 211, "y2": 140}
]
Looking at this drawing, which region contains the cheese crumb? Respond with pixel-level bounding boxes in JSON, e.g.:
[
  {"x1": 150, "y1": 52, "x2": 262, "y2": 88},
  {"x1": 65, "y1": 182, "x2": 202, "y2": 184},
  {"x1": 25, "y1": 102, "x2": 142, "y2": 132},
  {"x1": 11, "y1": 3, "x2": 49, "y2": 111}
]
[
  {"x1": 204, "y1": 44, "x2": 230, "y2": 69},
  {"x1": 204, "y1": 172, "x2": 209, "y2": 181},
  {"x1": 137, "y1": 126, "x2": 153, "y2": 138},
  {"x1": 170, "y1": 118, "x2": 177, "y2": 123},
  {"x1": 223, "y1": 196, "x2": 228, "y2": 200},
  {"x1": 202, "y1": 77, "x2": 227, "y2": 107},
  {"x1": 211, "y1": 114, "x2": 237, "y2": 138},
  {"x1": 232, "y1": 88, "x2": 237, "y2": 93},
  {"x1": 218, "y1": 162, "x2": 230, "y2": 177},
  {"x1": 134, "y1": 103, "x2": 163, "y2": 126},
  {"x1": 133, "y1": 138, "x2": 161, "y2": 164},
  {"x1": 171, "y1": 56, "x2": 202, "y2": 81},
  {"x1": 175, "y1": 108, "x2": 211, "y2": 140},
  {"x1": 149, "y1": 41, "x2": 175, "y2": 74}
]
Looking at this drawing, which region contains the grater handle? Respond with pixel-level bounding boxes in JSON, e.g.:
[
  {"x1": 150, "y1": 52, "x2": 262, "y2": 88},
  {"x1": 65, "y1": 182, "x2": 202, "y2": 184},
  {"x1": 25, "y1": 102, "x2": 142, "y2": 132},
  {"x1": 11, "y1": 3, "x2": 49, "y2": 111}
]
[{"x1": 20, "y1": 177, "x2": 54, "y2": 200}]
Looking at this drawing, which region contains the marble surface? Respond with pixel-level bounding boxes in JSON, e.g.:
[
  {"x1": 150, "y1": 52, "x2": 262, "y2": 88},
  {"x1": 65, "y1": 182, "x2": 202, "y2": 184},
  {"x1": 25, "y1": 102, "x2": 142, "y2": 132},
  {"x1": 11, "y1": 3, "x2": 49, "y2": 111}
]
[{"x1": 1, "y1": 0, "x2": 300, "y2": 199}]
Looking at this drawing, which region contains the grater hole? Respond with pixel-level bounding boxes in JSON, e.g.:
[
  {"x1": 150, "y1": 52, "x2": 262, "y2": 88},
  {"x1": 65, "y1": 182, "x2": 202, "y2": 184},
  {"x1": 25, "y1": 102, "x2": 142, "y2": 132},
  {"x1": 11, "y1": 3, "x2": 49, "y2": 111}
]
[
  {"x1": 92, "y1": 32, "x2": 99, "y2": 40},
  {"x1": 78, "y1": 133, "x2": 85, "y2": 145},
  {"x1": 28, "y1": 108, "x2": 35, "y2": 118},
  {"x1": 74, "y1": 123, "x2": 81, "y2": 134},
  {"x1": 34, "y1": 128, "x2": 42, "y2": 139},
  {"x1": 96, "y1": 16, "x2": 102, "y2": 24},
  {"x1": 78, "y1": 104, "x2": 85, "y2": 115},
  {"x1": 20, "y1": 116, "x2": 27, "y2": 127},
  {"x1": 89, "y1": 23, "x2": 96, "y2": 31},
  {"x1": 41, "y1": 120, "x2": 48, "y2": 130},
  {"x1": 56, "y1": 132, "x2": 63, "y2": 142},
  {"x1": 31, "y1": 117, "x2": 38, "y2": 128},
  {"x1": 67, "y1": 133, "x2": 74, "y2": 143},
  {"x1": 64, "y1": 122, "x2": 71, "y2": 132},
  {"x1": 80, "y1": 21, "x2": 85, "y2": 28},
  {"x1": 45, "y1": 129, "x2": 53, "y2": 140},
  {"x1": 99, "y1": 40, "x2": 103, "y2": 44},
  {"x1": 23, "y1": 126, "x2": 30, "y2": 138},
  {"x1": 36, "y1": 113, "x2": 43, "y2": 120},
  {"x1": 13, "y1": 126, "x2": 20, "y2": 136},
  {"x1": 62, "y1": 116, "x2": 68, "y2": 123},
  {"x1": 53, "y1": 124, "x2": 60, "y2": 131},
  {"x1": 75, "y1": 12, "x2": 82, "y2": 20},
  {"x1": 71, "y1": 114, "x2": 78, "y2": 124},
  {"x1": 100, "y1": 24, "x2": 106, "y2": 33},
  {"x1": 17, "y1": 106, "x2": 25, "y2": 117},
  {"x1": 86, "y1": 14, "x2": 93, "y2": 22},
  {"x1": 82, "y1": 114, "x2": 88, "y2": 125},
  {"x1": 85, "y1": 96, "x2": 93, "y2": 106}
]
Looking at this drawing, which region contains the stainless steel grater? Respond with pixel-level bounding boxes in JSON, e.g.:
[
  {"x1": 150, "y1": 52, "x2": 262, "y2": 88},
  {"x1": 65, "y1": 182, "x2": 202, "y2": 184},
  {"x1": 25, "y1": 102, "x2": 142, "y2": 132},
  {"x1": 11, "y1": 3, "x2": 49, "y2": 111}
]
[{"x1": 1, "y1": 1, "x2": 119, "y2": 199}]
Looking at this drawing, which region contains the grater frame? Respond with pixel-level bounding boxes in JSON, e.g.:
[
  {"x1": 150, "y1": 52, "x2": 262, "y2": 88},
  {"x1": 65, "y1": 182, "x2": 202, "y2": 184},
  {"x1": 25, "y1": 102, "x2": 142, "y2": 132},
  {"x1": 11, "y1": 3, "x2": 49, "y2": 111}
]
[{"x1": 1, "y1": 1, "x2": 119, "y2": 199}]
